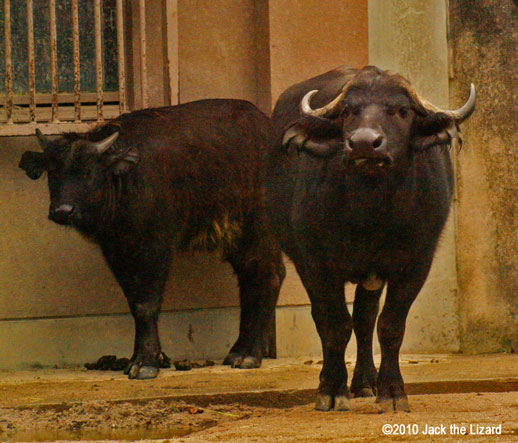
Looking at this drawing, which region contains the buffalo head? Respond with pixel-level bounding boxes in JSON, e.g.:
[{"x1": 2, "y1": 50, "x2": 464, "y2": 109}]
[
  {"x1": 19, "y1": 128, "x2": 139, "y2": 230},
  {"x1": 282, "y1": 66, "x2": 475, "y2": 175}
]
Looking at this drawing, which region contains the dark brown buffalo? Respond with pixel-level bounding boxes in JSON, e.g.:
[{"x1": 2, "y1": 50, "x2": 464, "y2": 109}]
[
  {"x1": 19, "y1": 99, "x2": 285, "y2": 379},
  {"x1": 265, "y1": 66, "x2": 475, "y2": 411}
]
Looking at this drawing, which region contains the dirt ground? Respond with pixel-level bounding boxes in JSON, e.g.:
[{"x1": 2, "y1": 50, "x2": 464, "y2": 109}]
[
  {"x1": 174, "y1": 392, "x2": 518, "y2": 442},
  {"x1": 1, "y1": 354, "x2": 518, "y2": 442}
]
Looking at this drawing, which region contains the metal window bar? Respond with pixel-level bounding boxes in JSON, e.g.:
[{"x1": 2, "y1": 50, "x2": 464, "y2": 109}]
[
  {"x1": 4, "y1": 0, "x2": 13, "y2": 124},
  {"x1": 27, "y1": 0, "x2": 36, "y2": 122},
  {"x1": 72, "y1": 0, "x2": 80, "y2": 122},
  {"x1": 139, "y1": 0, "x2": 148, "y2": 108},
  {"x1": 49, "y1": 0, "x2": 59, "y2": 122},
  {"x1": 94, "y1": 0, "x2": 103, "y2": 121},
  {"x1": 116, "y1": 0, "x2": 127, "y2": 114},
  {"x1": 0, "y1": 0, "x2": 134, "y2": 136}
]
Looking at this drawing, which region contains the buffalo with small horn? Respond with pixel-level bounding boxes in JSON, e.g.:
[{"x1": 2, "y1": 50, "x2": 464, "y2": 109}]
[{"x1": 19, "y1": 99, "x2": 285, "y2": 379}]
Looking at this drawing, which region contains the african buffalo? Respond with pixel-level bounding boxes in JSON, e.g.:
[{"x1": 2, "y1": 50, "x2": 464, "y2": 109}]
[
  {"x1": 19, "y1": 99, "x2": 285, "y2": 379},
  {"x1": 265, "y1": 66, "x2": 475, "y2": 411}
]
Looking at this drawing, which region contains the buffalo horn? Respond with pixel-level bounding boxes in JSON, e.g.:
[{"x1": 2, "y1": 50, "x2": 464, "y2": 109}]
[
  {"x1": 300, "y1": 89, "x2": 345, "y2": 118},
  {"x1": 35, "y1": 128, "x2": 51, "y2": 150},
  {"x1": 417, "y1": 84, "x2": 476, "y2": 123},
  {"x1": 92, "y1": 131, "x2": 119, "y2": 155}
]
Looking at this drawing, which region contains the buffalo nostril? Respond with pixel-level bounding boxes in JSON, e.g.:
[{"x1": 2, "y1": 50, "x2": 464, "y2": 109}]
[{"x1": 373, "y1": 136, "x2": 384, "y2": 149}]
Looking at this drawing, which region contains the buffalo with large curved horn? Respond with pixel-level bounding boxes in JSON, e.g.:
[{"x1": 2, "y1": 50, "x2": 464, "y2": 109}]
[
  {"x1": 301, "y1": 80, "x2": 476, "y2": 124},
  {"x1": 266, "y1": 65, "x2": 477, "y2": 414}
]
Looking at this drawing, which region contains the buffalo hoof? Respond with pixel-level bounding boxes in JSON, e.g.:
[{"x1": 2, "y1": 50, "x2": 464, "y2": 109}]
[
  {"x1": 223, "y1": 353, "x2": 261, "y2": 369},
  {"x1": 350, "y1": 368, "x2": 377, "y2": 398},
  {"x1": 334, "y1": 395, "x2": 351, "y2": 411},
  {"x1": 315, "y1": 393, "x2": 333, "y2": 411},
  {"x1": 124, "y1": 351, "x2": 169, "y2": 379},
  {"x1": 222, "y1": 352, "x2": 240, "y2": 366},
  {"x1": 315, "y1": 393, "x2": 350, "y2": 411},
  {"x1": 353, "y1": 388, "x2": 375, "y2": 398},
  {"x1": 128, "y1": 364, "x2": 159, "y2": 380},
  {"x1": 239, "y1": 356, "x2": 261, "y2": 369},
  {"x1": 376, "y1": 395, "x2": 410, "y2": 413}
]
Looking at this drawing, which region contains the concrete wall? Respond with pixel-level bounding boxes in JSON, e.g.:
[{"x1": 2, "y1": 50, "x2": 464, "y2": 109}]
[
  {"x1": 450, "y1": 0, "x2": 518, "y2": 352},
  {"x1": 268, "y1": 0, "x2": 368, "y2": 105},
  {"x1": 0, "y1": 0, "x2": 368, "y2": 368},
  {"x1": 369, "y1": 0, "x2": 460, "y2": 353},
  {"x1": 177, "y1": 0, "x2": 260, "y2": 105},
  {"x1": 177, "y1": 0, "x2": 369, "y2": 112}
]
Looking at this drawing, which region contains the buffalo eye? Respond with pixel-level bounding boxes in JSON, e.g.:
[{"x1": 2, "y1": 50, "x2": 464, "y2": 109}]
[{"x1": 386, "y1": 106, "x2": 410, "y2": 118}]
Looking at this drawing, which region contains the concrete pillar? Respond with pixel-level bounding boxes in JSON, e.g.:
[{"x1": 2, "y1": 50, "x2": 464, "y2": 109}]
[{"x1": 368, "y1": 0, "x2": 460, "y2": 352}]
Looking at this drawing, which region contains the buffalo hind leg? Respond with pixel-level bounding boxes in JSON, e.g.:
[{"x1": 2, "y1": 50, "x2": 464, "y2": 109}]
[
  {"x1": 295, "y1": 262, "x2": 351, "y2": 411},
  {"x1": 350, "y1": 284, "x2": 383, "y2": 397},
  {"x1": 103, "y1": 244, "x2": 170, "y2": 380},
  {"x1": 223, "y1": 218, "x2": 285, "y2": 369}
]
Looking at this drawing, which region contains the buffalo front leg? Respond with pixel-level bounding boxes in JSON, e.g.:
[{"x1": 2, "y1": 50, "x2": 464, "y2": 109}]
[
  {"x1": 124, "y1": 288, "x2": 167, "y2": 379},
  {"x1": 103, "y1": 244, "x2": 170, "y2": 380},
  {"x1": 224, "y1": 224, "x2": 285, "y2": 369},
  {"x1": 295, "y1": 263, "x2": 351, "y2": 411},
  {"x1": 376, "y1": 261, "x2": 433, "y2": 412},
  {"x1": 350, "y1": 283, "x2": 383, "y2": 398}
]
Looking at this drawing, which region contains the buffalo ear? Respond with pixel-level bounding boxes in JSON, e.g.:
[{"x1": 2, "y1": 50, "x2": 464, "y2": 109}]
[
  {"x1": 282, "y1": 116, "x2": 343, "y2": 158},
  {"x1": 412, "y1": 112, "x2": 460, "y2": 152},
  {"x1": 19, "y1": 151, "x2": 49, "y2": 179},
  {"x1": 104, "y1": 146, "x2": 140, "y2": 175}
]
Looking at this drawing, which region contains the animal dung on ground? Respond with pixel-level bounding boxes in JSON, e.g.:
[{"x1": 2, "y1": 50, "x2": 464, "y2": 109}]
[{"x1": 173, "y1": 360, "x2": 215, "y2": 371}]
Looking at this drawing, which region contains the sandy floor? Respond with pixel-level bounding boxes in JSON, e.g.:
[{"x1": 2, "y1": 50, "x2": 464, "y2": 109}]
[
  {"x1": 0, "y1": 354, "x2": 517, "y2": 442},
  {"x1": 173, "y1": 392, "x2": 518, "y2": 442}
]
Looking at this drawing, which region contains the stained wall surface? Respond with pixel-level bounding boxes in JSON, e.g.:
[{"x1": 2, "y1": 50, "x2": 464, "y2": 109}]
[
  {"x1": 450, "y1": 0, "x2": 518, "y2": 352},
  {"x1": 369, "y1": 0, "x2": 460, "y2": 353}
]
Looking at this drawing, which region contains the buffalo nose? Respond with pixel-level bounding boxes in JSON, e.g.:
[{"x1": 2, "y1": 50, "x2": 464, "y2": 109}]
[
  {"x1": 49, "y1": 204, "x2": 75, "y2": 225},
  {"x1": 346, "y1": 128, "x2": 386, "y2": 152}
]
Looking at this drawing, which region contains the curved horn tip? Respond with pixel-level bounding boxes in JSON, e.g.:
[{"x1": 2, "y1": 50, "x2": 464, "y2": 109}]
[
  {"x1": 456, "y1": 83, "x2": 476, "y2": 122},
  {"x1": 300, "y1": 90, "x2": 319, "y2": 115},
  {"x1": 469, "y1": 83, "x2": 476, "y2": 102},
  {"x1": 93, "y1": 131, "x2": 119, "y2": 155},
  {"x1": 467, "y1": 83, "x2": 476, "y2": 101},
  {"x1": 300, "y1": 88, "x2": 345, "y2": 119}
]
